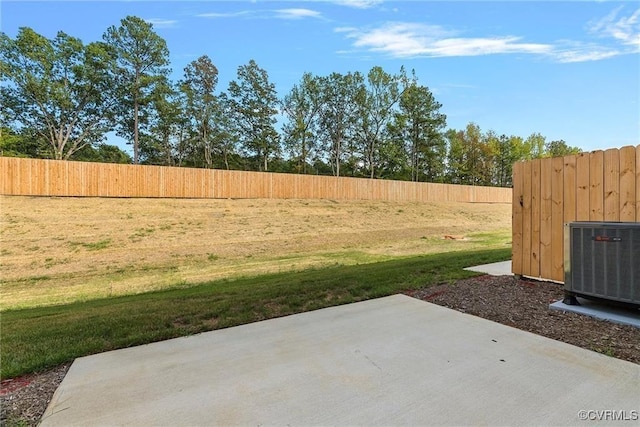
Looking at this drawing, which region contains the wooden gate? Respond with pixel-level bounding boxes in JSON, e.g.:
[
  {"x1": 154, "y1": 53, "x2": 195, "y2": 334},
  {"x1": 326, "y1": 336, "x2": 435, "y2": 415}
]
[{"x1": 512, "y1": 145, "x2": 639, "y2": 282}]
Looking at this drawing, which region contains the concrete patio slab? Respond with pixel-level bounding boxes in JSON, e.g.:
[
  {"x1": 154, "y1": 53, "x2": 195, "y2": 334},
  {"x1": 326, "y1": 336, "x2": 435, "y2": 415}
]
[
  {"x1": 464, "y1": 260, "x2": 513, "y2": 276},
  {"x1": 41, "y1": 295, "x2": 639, "y2": 427}
]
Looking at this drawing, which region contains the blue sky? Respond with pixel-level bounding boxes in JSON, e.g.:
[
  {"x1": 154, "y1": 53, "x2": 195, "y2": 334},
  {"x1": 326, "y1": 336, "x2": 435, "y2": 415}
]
[{"x1": 2, "y1": 1, "x2": 639, "y2": 153}]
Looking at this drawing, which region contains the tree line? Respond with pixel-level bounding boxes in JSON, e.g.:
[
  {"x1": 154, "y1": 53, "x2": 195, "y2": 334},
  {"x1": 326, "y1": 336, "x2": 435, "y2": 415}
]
[{"x1": 1, "y1": 16, "x2": 580, "y2": 187}]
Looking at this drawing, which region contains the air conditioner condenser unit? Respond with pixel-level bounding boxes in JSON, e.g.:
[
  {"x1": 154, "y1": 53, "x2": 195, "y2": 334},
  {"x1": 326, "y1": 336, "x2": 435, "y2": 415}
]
[{"x1": 564, "y1": 222, "x2": 640, "y2": 307}]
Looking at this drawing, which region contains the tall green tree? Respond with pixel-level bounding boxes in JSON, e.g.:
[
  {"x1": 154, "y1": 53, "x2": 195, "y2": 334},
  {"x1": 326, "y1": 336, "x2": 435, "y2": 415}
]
[
  {"x1": 445, "y1": 123, "x2": 493, "y2": 185},
  {"x1": 445, "y1": 128, "x2": 466, "y2": 184},
  {"x1": 0, "y1": 127, "x2": 48, "y2": 158},
  {"x1": 71, "y1": 143, "x2": 132, "y2": 164},
  {"x1": 465, "y1": 123, "x2": 488, "y2": 184},
  {"x1": 103, "y1": 16, "x2": 170, "y2": 164},
  {"x1": 525, "y1": 132, "x2": 546, "y2": 159},
  {"x1": 181, "y1": 56, "x2": 214, "y2": 167},
  {"x1": 545, "y1": 139, "x2": 581, "y2": 157},
  {"x1": 1, "y1": 28, "x2": 117, "y2": 159},
  {"x1": 180, "y1": 55, "x2": 221, "y2": 169},
  {"x1": 354, "y1": 66, "x2": 407, "y2": 179},
  {"x1": 180, "y1": 92, "x2": 238, "y2": 170},
  {"x1": 317, "y1": 72, "x2": 363, "y2": 177},
  {"x1": 228, "y1": 59, "x2": 280, "y2": 171},
  {"x1": 140, "y1": 78, "x2": 188, "y2": 165},
  {"x1": 281, "y1": 72, "x2": 323, "y2": 174},
  {"x1": 390, "y1": 82, "x2": 447, "y2": 182},
  {"x1": 206, "y1": 92, "x2": 238, "y2": 170},
  {"x1": 488, "y1": 133, "x2": 526, "y2": 187}
]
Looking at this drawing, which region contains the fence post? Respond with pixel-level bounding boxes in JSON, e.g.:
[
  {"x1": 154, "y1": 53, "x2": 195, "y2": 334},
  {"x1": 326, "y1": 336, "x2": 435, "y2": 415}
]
[{"x1": 512, "y1": 161, "x2": 524, "y2": 276}]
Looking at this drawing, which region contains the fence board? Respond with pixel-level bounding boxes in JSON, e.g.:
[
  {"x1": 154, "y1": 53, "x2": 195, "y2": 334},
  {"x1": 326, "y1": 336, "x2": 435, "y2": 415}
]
[
  {"x1": 551, "y1": 157, "x2": 564, "y2": 282},
  {"x1": 575, "y1": 153, "x2": 590, "y2": 221},
  {"x1": 637, "y1": 145, "x2": 640, "y2": 222},
  {"x1": 562, "y1": 155, "x2": 577, "y2": 284},
  {"x1": 51, "y1": 161, "x2": 68, "y2": 196},
  {"x1": 530, "y1": 159, "x2": 541, "y2": 278},
  {"x1": 589, "y1": 151, "x2": 604, "y2": 221},
  {"x1": 132, "y1": 166, "x2": 141, "y2": 197},
  {"x1": 539, "y1": 159, "x2": 553, "y2": 280},
  {"x1": 603, "y1": 148, "x2": 620, "y2": 221},
  {"x1": 563, "y1": 155, "x2": 577, "y2": 224},
  {"x1": 619, "y1": 146, "x2": 636, "y2": 221},
  {"x1": 87, "y1": 162, "x2": 100, "y2": 196},
  {"x1": 522, "y1": 161, "x2": 532, "y2": 276},
  {"x1": 512, "y1": 162, "x2": 524, "y2": 275},
  {"x1": 34, "y1": 161, "x2": 43, "y2": 194},
  {"x1": 2, "y1": 158, "x2": 14, "y2": 193},
  {"x1": 147, "y1": 166, "x2": 160, "y2": 198},
  {"x1": 11, "y1": 156, "x2": 24, "y2": 194}
]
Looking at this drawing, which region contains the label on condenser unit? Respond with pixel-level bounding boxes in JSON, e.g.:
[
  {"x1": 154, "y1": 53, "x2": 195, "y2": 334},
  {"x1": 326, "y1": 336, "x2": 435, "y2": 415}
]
[{"x1": 592, "y1": 235, "x2": 622, "y2": 242}]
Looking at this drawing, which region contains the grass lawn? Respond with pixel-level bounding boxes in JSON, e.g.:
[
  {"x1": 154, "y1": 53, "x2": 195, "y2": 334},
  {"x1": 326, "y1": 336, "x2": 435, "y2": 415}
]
[{"x1": 1, "y1": 247, "x2": 510, "y2": 379}]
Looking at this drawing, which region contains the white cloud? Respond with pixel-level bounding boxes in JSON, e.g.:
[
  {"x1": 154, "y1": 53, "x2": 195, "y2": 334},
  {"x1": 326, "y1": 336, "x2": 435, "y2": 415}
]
[
  {"x1": 145, "y1": 18, "x2": 177, "y2": 29},
  {"x1": 338, "y1": 13, "x2": 640, "y2": 63},
  {"x1": 551, "y1": 42, "x2": 621, "y2": 63},
  {"x1": 196, "y1": 11, "x2": 254, "y2": 18},
  {"x1": 334, "y1": 26, "x2": 358, "y2": 33},
  {"x1": 332, "y1": 0, "x2": 383, "y2": 9},
  {"x1": 553, "y1": 49, "x2": 620, "y2": 63},
  {"x1": 340, "y1": 22, "x2": 551, "y2": 58},
  {"x1": 197, "y1": 8, "x2": 322, "y2": 20},
  {"x1": 275, "y1": 8, "x2": 322, "y2": 20},
  {"x1": 547, "y1": 7, "x2": 640, "y2": 62},
  {"x1": 425, "y1": 37, "x2": 550, "y2": 56},
  {"x1": 588, "y1": 6, "x2": 640, "y2": 50}
]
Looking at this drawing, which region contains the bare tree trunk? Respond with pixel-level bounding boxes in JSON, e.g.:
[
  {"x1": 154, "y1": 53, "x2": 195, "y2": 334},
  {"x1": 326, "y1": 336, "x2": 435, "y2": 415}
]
[
  {"x1": 165, "y1": 133, "x2": 172, "y2": 166},
  {"x1": 203, "y1": 127, "x2": 212, "y2": 168},
  {"x1": 369, "y1": 143, "x2": 375, "y2": 179},
  {"x1": 302, "y1": 139, "x2": 307, "y2": 174},
  {"x1": 133, "y1": 99, "x2": 139, "y2": 164},
  {"x1": 223, "y1": 149, "x2": 229, "y2": 170},
  {"x1": 335, "y1": 140, "x2": 341, "y2": 177},
  {"x1": 133, "y1": 69, "x2": 141, "y2": 165}
]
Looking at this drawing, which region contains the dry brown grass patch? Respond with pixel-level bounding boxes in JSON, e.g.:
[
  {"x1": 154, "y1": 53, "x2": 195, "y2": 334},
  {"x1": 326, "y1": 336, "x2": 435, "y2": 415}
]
[{"x1": 1, "y1": 196, "x2": 511, "y2": 309}]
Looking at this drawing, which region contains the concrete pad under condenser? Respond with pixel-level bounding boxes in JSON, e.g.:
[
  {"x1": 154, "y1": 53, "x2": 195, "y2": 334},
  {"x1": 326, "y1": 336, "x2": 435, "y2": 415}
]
[
  {"x1": 41, "y1": 295, "x2": 639, "y2": 427},
  {"x1": 464, "y1": 260, "x2": 513, "y2": 276},
  {"x1": 550, "y1": 298, "x2": 640, "y2": 328}
]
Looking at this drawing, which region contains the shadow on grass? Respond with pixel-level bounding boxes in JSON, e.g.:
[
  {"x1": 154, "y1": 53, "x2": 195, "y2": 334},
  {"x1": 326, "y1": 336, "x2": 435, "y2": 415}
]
[{"x1": 1, "y1": 248, "x2": 510, "y2": 378}]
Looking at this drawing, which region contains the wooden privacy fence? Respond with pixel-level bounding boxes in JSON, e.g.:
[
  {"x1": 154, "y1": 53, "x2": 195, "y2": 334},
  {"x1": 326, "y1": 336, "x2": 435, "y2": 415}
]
[
  {"x1": 0, "y1": 157, "x2": 512, "y2": 203},
  {"x1": 512, "y1": 145, "x2": 639, "y2": 283}
]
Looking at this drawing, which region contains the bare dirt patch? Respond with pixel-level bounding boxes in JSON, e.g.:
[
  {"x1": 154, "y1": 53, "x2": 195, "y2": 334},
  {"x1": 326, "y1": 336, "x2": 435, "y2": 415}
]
[{"x1": 1, "y1": 196, "x2": 511, "y2": 309}]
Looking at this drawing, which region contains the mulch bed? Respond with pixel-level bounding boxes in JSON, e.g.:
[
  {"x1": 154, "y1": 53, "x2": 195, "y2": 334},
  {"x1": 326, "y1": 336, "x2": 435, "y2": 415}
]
[
  {"x1": 1, "y1": 364, "x2": 70, "y2": 426},
  {"x1": 2, "y1": 275, "x2": 639, "y2": 426},
  {"x1": 405, "y1": 275, "x2": 640, "y2": 364}
]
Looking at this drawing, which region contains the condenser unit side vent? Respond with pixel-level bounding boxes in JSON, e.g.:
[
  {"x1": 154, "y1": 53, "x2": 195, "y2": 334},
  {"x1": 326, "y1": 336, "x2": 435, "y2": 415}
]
[{"x1": 564, "y1": 222, "x2": 639, "y2": 306}]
